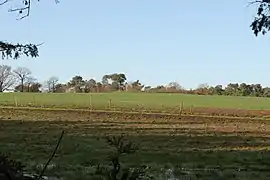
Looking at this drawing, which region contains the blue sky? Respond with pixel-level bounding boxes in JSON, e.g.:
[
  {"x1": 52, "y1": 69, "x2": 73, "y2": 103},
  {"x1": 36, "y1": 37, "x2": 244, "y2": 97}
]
[{"x1": 0, "y1": 0, "x2": 269, "y2": 89}]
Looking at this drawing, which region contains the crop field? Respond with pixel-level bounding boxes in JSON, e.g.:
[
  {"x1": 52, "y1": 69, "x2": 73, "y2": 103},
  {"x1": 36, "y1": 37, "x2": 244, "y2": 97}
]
[
  {"x1": 1, "y1": 92, "x2": 270, "y2": 117},
  {"x1": 1, "y1": 93, "x2": 270, "y2": 179}
]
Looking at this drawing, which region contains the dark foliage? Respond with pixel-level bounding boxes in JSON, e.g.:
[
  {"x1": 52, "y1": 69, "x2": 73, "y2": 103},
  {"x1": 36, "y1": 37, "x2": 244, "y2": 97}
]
[
  {"x1": 0, "y1": 153, "x2": 32, "y2": 180},
  {"x1": 250, "y1": 0, "x2": 270, "y2": 36},
  {"x1": 0, "y1": 41, "x2": 39, "y2": 60}
]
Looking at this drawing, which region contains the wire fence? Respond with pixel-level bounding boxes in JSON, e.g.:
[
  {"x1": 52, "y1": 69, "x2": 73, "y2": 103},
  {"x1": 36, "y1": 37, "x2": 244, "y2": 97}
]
[
  {"x1": 0, "y1": 93, "x2": 266, "y2": 118},
  {"x1": 0, "y1": 94, "x2": 195, "y2": 115}
]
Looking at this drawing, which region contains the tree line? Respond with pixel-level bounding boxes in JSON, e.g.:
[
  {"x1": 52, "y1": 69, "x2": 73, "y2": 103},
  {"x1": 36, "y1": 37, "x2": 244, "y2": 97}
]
[{"x1": 1, "y1": 65, "x2": 270, "y2": 97}]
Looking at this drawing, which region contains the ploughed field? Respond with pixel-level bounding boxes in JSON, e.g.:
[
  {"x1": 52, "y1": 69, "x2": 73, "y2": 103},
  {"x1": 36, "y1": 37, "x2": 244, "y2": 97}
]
[{"x1": 1, "y1": 107, "x2": 270, "y2": 180}]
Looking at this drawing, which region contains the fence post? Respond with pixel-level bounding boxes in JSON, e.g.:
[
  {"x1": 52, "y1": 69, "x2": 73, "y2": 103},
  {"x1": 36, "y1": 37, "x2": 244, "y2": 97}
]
[
  {"x1": 179, "y1": 101, "x2": 184, "y2": 118},
  {"x1": 14, "y1": 96, "x2": 18, "y2": 107},
  {"x1": 190, "y1": 105, "x2": 193, "y2": 115},
  {"x1": 33, "y1": 95, "x2": 36, "y2": 106},
  {"x1": 142, "y1": 104, "x2": 145, "y2": 113},
  {"x1": 89, "y1": 94, "x2": 93, "y2": 110},
  {"x1": 108, "y1": 99, "x2": 112, "y2": 110}
]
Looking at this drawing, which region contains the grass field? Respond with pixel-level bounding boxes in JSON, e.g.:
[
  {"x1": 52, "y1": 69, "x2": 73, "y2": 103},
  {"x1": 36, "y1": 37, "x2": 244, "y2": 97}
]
[
  {"x1": 1, "y1": 92, "x2": 270, "y2": 109},
  {"x1": 1, "y1": 92, "x2": 270, "y2": 117},
  {"x1": 1, "y1": 93, "x2": 270, "y2": 179}
]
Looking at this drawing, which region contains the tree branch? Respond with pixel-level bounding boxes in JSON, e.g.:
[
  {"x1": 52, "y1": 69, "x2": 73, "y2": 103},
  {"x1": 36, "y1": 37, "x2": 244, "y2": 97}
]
[
  {"x1": 0, "y1": 0, "x2": 8, "y2": 6},
  {"x1": 9, "y1": 0, "x2": 31, "y2": 20},
  {"x1": 249, "y1": 0, "x2": 270, "y2": 36},
  {"x1": 0, "y1": 1, "x2": 57, "y2": 60},
  {"x1": 5, "y1": 0, "x2": 60, "y2": 20},
  {"x1": 0, "y1": 41, "x2": 43, "y2": 59},
  {"x1": 38, "y1": 130, "x2": 64, "y2": 180}
]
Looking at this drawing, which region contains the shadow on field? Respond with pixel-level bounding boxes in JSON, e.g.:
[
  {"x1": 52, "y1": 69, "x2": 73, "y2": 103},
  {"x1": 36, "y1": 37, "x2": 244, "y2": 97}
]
[{"x1": 0, "y1": 120, "x2": 270, "y2": 180}]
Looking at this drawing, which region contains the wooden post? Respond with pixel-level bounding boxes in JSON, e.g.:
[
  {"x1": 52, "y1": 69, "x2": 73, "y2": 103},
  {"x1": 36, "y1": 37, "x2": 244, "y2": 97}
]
[
  {"x1": 89, "y1": 94, "x2": 92, "y2": 110},
  {"x1": 33, "y1": 95, "x2": 36, "y2": 106},
  {"x1": 179, "y1": 101, "x2": 183, "y2": 117},
  {"x1": 190, "y1": 105, "x2": 193, "y2": 115},
  {"x1": 108, "y1": 99, "x2": 112, "y2": 109},
  {"x1": 14, "y1": 96, "x2": 18, "y2": 107}
]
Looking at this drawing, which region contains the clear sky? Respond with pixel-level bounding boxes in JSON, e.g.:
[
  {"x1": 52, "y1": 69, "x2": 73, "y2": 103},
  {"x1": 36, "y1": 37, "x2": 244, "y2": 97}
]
[{"x1": 0, "y1": 0, "x2": 269, "y2": 89}]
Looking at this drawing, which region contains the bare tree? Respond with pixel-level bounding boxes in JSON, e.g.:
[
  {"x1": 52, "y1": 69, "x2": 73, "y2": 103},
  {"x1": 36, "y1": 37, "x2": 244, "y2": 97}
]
[
  {"x1": 25, "y1": 76, "x2": 37, "y2": 92},
  {"x1": 46, "y1": 76, "x2": 59, "y2": 92},
  {"x1": 13, "y1": 67, "x2": 31, "y2": 92},
  {"x1": 0, "y1": 65, "x2": 15, "y2": 92},
  {"x1": 167, "y1": 82, "x2": 183, "y2": 90}
]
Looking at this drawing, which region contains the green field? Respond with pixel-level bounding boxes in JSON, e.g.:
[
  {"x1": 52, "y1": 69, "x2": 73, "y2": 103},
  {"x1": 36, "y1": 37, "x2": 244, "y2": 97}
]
[{"x1": 1, "y1": 92, "x2": 270, "y2": 110}]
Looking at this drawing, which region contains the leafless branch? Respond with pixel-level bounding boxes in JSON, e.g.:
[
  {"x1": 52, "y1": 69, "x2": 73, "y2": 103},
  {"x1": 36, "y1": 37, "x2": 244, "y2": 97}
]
[
  {"x1": 38, "y1": 130, "x2": 64, "y2": 180},
  {"x1": 1, "y1": 0, "x2": 60, "y2": 20},
  {"x1": 0, "y1": 65, "x2": 16, "y2": 92},
  {"x1": 0, "y1": 0, "x2": 8, "y2": 6},
  {"x1": 247, "y1": 0, "x2": 270, "y2": 8}
]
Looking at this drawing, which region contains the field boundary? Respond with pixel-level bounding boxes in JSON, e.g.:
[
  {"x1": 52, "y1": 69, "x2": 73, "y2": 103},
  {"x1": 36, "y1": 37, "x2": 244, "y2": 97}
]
[{"x1": 0, "y1": 106, "x2": 268, "y2": 121}]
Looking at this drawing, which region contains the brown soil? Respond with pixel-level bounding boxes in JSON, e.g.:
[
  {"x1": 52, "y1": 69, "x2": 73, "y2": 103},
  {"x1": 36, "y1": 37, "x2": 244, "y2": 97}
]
[
  {"x1": 1, "y1": 107, "x2": 270, "y2": 137},
  {"x1": 189, "y1": 107, "x2": 270, "y2": 117}
]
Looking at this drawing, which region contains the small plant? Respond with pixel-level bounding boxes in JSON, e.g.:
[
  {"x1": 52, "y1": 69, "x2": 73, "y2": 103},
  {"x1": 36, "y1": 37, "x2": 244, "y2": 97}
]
[{"x1": 91, "y1": 135, "x2": 153, "y2": 180}]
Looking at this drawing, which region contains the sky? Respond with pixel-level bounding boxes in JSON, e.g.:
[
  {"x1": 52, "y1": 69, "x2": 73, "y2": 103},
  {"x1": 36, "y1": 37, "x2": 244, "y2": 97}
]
[{"x1": 0, "y1": 0, "x2": 269, "y2": 89}]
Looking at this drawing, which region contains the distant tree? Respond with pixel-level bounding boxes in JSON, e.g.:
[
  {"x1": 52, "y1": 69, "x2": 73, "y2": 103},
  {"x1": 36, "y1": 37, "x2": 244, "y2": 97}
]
[
  {"x1": 130, "y1": 80, "x2": 144, "y2": 91},
  {"x1": 30, "y1": 82, "x2": 42, "y2": 92},
  {"x1": 102, "y1": 75, "x2": 110, "y2": 85},
  {"x1": 46, "y1": 76, "x2": 59, "y2": 92},
  {"x1": 25, "y1": 76, "x2": 37, "y2": 92},
  {"x1": 195, "y1": 83, "x2": 210, "y2": 95},
  {"x1": 85, "y1": 79, "x2": 97, "y2": 92},
  {"x1": 150, "y1": 85, "x2": 166, "y2": 93},
  {"x1": 262, "y1": 87, "x2": 270, "y2": 97},
  {"x1": 111, "y1": 73, "x2": 127, "y2": 90},
  {"x1": 68, "y1": 75, "x2": 85, "y2": 92},
  {"x1": 224, "y1": 83, "x2": 239, "y2": 96},
  {"x1": 213, "y1": 85, "x2": 224, "y2": 95},
  {"x1": 0, "y1": 65, "x2": 15, "y2": 92},
  {"x1": 167, "y1": 82, "x2": 183, "y2": 92},
  {"x1": 54, "y1": 83, "x2": 67, "y2": 93},
  {"x1": 14, "y1": 82, "x2": 41, "y2": 92},
  {"x1": 251, "y1": 84, "x2": 263, "y2": 97},
  {"x1": 13, "y1": 67, "x2": 31, "y2": 92},
  {"x1": 102, "y1": 73, "x2": 127, "y2": 91},
  {"x1": 238, "y1": 83, "x2": 252, "y2": 96},
  {"x1": 96, "y1": 82, "x2": 103, "y2": 92}
]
